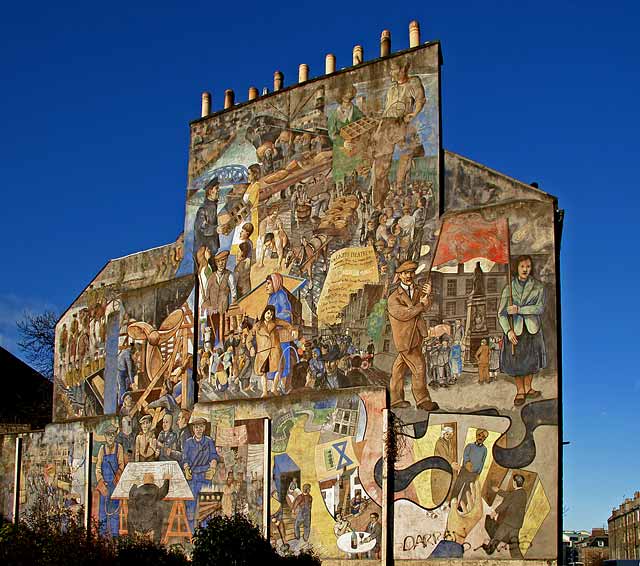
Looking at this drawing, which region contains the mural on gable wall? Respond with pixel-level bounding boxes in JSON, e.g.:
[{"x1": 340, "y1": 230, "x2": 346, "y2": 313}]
[
  {"x1": 0, "y1": 435, "x2": 17, "y2": 521},
  {"x1": 389, "y1": 199, "x2": 558, "y2": 560},
  {"x1": 172, "y1": 43, "x2": 559, "y2": 560},
  {"x1": 115, "y1": 275, "x2": 196, "y2": 439},
  {"x1": 18, "y1": 423, "x2": 87, "y2": 521},
  {"x1": 89, "y1": 413, "x2": 266, "y2": 552},
  {"x1": 190, "y1": 388, "x2": 385, "y2": 560},
  {"x1": 178, "y1": 46, "x2": 441, "y2": 403},
  {"x1": 444, "y1": 151, "x2": 551, "y2": 211},
  {"x1": 10, "y1": 39, "x2": 560, "y2": 562},
  {"x1": 267, "y1": 391, "x2": 384, "y2": 560},
  {"x1": 53, "y1": 235, "x2": 185, "y2": 421}
]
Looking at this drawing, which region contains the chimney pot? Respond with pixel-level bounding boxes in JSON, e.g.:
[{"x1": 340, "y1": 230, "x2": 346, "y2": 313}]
[
  {"x1": 352, "y1": 45, "x2": 363, "y2": 65},
  {"x1": 248, "y1": 86, "x2": 259, "y2": 101},
  {"x1": 325, "y1": 53, "x2": 336, "y2": 74},
  {"x1": 262, "y1": 87, "x2": 269, "y2": 95},
  {"x1": 273, "y1": 71, "x2": 284, "y2": 91},
  {"x1": 298, "y1": 64, "x2": 309, "y2": 83},
  {"x1": 201, "y1": 92, "x2": 211, "y2": 118},
  {"x1": 380, "y1": 29, "x2": 391, "y2": 57},
  {"x1": 224, "y1": 89, "x2": 235, "y2": 109},
  {"x1": 409, "y1": 20, "x2": 421, "y2": 47}
]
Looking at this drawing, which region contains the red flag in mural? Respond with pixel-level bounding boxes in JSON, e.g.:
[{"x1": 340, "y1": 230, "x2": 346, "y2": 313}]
[{"x1": 432, "y1": 213, "x2": 509, "y2": 267}]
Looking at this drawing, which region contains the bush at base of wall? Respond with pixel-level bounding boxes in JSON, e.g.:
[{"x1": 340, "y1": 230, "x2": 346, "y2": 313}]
[{"x1": 0, "y1": 512, "x2": 321, "y2": 566}]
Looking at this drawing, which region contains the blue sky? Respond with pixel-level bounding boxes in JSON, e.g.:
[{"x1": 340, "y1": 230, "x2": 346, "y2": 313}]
[{"x1": 1, "y1": 0, "x2": 637, "y2": 532}]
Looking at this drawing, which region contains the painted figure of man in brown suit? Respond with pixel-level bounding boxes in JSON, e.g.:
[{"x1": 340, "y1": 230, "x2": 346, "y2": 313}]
[
  {"x1": 202, "y1": 250, "x2": 237, "y2": 346},
  {"x1": 482, "y1": 473, "x2": 528, "y2": 559},
  {"x1": 387, "y1": 260, "x2": 439, "y2": 411},
  {"x1": 475, "y1": 338, "x2": 490, "y2": 384}
]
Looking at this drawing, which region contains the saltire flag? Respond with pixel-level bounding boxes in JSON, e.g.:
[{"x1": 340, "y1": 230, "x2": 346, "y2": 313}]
[
  {"x1": 431, "y1": 212, "x2": 509, "y2": 268},
  {"x1": 314, "y1": 437, "x2": 359, "y2": 481}
]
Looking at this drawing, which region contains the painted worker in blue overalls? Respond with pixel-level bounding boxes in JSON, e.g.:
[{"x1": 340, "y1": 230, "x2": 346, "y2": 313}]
[
  {"x1": 95, "y1": 422, "x2": 125, "y2": 536},
  {"x1": 182, "y1": 417, "x2": 219, "y2": 530}
]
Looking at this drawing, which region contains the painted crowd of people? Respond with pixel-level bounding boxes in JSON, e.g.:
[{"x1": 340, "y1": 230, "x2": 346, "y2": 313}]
[{"x1": 97, "y1": 408, "x2": 263, "y2": 538}]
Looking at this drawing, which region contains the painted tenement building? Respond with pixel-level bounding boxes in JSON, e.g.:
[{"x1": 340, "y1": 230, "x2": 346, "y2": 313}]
[{"x1": 0, "y1": 20, "x2": 562, "y2": 564}]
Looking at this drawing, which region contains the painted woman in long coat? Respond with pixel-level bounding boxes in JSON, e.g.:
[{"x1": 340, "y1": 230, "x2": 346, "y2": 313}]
[
  {"x1": 265, "y1": 273, "x2": 294, "y2": 390},
  {"x1": 252, "y1": 304, "x2": 294, "y2": 397},
  {"x1": 497, "y1": 255, "x2": 547, "y2": 406}
]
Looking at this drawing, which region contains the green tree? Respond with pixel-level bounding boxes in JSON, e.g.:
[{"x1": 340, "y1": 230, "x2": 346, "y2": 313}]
[
  {"x1": 192, "y1": 514, "x2": 321, "y2": 566},
  {"x1": 192, "y1": 514, "x2": 274, "y2": 566}
]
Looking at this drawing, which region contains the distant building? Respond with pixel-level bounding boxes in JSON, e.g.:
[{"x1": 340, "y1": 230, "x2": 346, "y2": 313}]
[
  {"x1": 565, "y1": 530, "x2": 592, "y2": 547},
  {"x1": 609, "y1": 493, "x2": 640, "y2": 559},
  {"x1": 0, "y1": 346, "x2": 52, "y2": 432},
  {"x1": 576, "y1": 529, "x2": 609, "y2": 566}
]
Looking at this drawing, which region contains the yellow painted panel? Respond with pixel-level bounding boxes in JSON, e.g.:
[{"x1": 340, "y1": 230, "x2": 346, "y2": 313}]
[
  {"x1": 271, "y1": 414, "x2": 336, "y2": 552},
  {"x1": 411, "y1": 424, "x2": 441, "y2": 508},
  {"x1": 519, "y1": 479, "x2": 550, "y2": 556}
]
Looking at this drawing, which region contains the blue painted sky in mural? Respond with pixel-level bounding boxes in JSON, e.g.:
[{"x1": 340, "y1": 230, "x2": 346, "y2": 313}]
[{"x1": 0, "y1": 0, "x2": 637, "y2": 533}]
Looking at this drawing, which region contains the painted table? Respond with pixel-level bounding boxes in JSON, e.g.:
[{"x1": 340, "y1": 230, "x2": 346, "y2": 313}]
[
  {"x1": 111, "y1": 461, "x2": 194, "y2": 543},
  {"x1": 337, "y1": 531, "x2": 377, "y2": 554}
]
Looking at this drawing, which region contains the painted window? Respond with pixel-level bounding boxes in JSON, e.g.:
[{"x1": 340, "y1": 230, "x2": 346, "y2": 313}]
[
  {"x1": 446, "y1": 301, "x2": 457, "y2": 316},
  {"x1": 465, "y1": 278, "x2": 473, "y2": 294}
]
